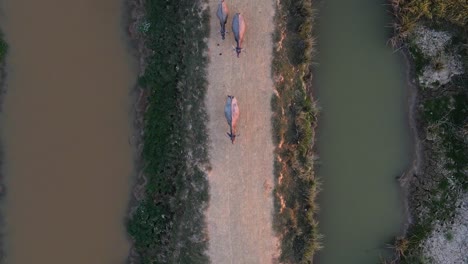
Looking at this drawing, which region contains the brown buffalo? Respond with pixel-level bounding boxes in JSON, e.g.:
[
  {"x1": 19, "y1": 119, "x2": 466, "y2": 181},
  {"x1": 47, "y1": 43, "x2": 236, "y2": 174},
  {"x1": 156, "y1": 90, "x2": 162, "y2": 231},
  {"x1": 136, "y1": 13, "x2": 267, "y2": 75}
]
[
  {"x1": 224, "y1": 95, "x2": 240, "y2": 144},
  {"x1": 232, "y1": 13, "x2": 246, "y2": 57},
  {"x1": 217, "y1": 0, "x2": 229, "y2": 40}
]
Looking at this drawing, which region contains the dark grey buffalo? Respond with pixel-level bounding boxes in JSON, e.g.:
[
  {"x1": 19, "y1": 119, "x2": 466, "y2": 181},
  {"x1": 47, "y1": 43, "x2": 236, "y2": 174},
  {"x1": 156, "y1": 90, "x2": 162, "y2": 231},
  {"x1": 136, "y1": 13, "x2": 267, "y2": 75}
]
[
  {"x1": 232, "y1": 13, "x2": 246, "y2": 57},
  {"x1": 217, "y1": 0, "x2": 229, "y2": 40},
  {"x1": 224, "y1": 95, "x2": 240, "y2": 144}
]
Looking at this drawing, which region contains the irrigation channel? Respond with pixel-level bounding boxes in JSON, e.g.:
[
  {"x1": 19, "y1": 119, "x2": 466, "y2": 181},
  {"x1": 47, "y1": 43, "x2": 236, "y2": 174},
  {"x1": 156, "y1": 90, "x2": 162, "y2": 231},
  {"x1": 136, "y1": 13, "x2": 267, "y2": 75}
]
[
  {"x1": 315, "y1": 0, "x2": 411, "y2": 263},
  {"x1": 0, "y1": 0, "x2": 136, "y2": 263}
]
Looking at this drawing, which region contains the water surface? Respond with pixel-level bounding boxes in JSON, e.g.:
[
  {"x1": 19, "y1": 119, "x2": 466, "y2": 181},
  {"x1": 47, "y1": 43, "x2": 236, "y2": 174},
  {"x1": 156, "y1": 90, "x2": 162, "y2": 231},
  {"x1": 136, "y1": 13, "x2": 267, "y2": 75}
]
[
  {"x1": 315, "y1": 0, "x2": 411, "y2": 263},
  {"x1": 1, "y1": 1, "x2": 135, "y2": 263}
]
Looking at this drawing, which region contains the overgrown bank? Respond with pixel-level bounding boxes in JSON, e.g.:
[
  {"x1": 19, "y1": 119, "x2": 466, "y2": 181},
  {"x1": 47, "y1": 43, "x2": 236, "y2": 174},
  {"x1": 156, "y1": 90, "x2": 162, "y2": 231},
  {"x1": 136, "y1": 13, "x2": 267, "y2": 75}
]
[
  {"x1": 0, "y1": 31, "x2": 8, "y2": 97},
  {"x1": 271, "y1": 0, "x2": 321, "y2": 263},
  {"x1": 390, "y1": 1, "x2": 467, "y2": 263},
  {"x1": 0, "y1": 36, "x2": 6, "y2": 63},
  {"x1": 126, "y1": 0, "x2": 211, "y2": 263},
  {"x1": 0, "y1": 32, "x2": 6, "y2": 264}
]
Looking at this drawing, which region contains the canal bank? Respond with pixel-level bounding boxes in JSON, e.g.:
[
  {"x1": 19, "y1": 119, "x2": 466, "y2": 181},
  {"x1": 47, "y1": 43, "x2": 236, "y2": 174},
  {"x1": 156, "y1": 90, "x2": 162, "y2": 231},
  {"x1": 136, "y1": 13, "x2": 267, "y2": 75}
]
[
  {"x1": 390, "y1": 1, "x2": 467, "y2": 262},
  {"x1": 0, "y1": 0, "x2": 136, "y2": 263},
  {"x1": 315, "y1": 0, "x2": 411, "y2": 263},
  {"x1": 125, "y1": 0, "x2": 211, "y2": 263}
]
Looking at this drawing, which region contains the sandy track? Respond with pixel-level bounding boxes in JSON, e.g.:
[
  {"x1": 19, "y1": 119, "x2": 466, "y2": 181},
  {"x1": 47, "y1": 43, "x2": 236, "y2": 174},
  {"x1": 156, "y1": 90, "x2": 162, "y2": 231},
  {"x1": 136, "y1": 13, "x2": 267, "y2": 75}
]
[{"x1": 205, "y1": 0, "x2": 277, "y2": 263}]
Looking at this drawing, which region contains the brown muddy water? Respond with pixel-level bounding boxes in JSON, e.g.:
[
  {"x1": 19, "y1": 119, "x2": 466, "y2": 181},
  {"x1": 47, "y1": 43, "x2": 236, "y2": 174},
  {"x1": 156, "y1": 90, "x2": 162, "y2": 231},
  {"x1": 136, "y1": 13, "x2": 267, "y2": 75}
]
[{"x1": 0, "y1": 1, "x2": 136, "y2": 263}]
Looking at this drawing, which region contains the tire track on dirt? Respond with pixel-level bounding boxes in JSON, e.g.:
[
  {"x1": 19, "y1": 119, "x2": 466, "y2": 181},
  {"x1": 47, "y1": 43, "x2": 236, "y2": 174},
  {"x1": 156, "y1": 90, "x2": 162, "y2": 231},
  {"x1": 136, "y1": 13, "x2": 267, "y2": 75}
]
[{"x1": 205, "y1": 0, "x2": 278, "y2": 263}]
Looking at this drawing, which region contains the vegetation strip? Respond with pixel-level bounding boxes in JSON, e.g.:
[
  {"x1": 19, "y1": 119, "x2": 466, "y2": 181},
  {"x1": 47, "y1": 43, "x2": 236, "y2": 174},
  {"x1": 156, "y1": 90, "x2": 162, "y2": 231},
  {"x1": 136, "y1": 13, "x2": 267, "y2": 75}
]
[
  {"x1": 271, "y1": 0, "x2": 322, "y2": 263},
  {"x1": 0, "y1": 32, "x2": 7, "y2": 108},
  {"x1": 389, "y1": 0, "x2": 467, "y2": 263},
  {"x1": 0, "y1": 32, "x2": 6, "y2": 263},
  {"x1": 126, "y1": 0, "x2": 211, "y2": 263},
  {"x1": 0, "y1": 36, "x2": 6, "y2": 63}
]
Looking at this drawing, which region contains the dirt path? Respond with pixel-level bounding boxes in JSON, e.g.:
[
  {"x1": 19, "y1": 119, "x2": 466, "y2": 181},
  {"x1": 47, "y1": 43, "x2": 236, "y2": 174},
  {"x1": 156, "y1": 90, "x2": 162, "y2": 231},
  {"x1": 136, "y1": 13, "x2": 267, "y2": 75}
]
[{"x1": 205, "y1": 0, "x2": 277, "y2": 263}]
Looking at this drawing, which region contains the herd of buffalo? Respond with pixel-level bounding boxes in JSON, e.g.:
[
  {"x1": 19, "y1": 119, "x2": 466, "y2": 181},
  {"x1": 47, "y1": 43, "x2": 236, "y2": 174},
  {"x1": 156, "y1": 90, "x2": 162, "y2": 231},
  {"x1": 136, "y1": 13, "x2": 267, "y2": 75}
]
[{"x1": 217, "y1": 0, "x2": 245, "y2": 144}]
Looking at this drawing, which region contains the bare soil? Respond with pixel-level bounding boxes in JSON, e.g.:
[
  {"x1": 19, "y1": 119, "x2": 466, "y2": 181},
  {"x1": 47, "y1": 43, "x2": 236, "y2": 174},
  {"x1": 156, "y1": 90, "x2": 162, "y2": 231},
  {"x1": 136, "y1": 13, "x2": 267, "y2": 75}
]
[{"x1": 205, "y1": 0, "x2": 278, "y2": 263}]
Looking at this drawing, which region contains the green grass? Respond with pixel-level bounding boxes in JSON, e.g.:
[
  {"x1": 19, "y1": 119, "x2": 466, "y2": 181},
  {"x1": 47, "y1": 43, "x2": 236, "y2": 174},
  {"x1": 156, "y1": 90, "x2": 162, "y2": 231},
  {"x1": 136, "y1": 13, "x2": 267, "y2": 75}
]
[
  {"x1": 0, "y1": 37, "x2": 6, "y2": 62},
  {"x1": 444, "y1": 231, "x2": 453, "y2": 241},
  {"x1": 407, "y1": 44, "x2": 430, "y2": 75},
  {"x1": 126, "y1": 0, "x2": 210, "y2": 263},
  {"x1": 271, "y1": 0, "x2": 321, "y2": 263}
]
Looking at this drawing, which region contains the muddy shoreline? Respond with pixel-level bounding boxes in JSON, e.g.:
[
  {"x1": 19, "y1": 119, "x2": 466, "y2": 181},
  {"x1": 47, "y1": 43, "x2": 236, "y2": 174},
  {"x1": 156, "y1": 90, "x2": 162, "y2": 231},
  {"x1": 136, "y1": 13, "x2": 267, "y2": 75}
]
[
  {"x1": 0, "y1": 37, "x2": 6, "y2": 264},
  {"x1": 399, "y1": 46, "x2": 422, "y2": 233},
  {"x1": 391, "y1": 14, "x2": 467, "y2": 262},
  {"x1": 401, "y1": 46, "x2": 464, "y2": 204},
  {"x1": 125, "y1": 0, "x2": 149, "y2": 262}
]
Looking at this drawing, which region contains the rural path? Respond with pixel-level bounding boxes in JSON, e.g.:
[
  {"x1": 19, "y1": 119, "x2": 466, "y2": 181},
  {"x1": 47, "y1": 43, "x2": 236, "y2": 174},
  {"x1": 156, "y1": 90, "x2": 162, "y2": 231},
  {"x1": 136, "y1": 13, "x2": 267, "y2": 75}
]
[{"x1": 205, "y1": 0, "x2": 278, "y2": 263}]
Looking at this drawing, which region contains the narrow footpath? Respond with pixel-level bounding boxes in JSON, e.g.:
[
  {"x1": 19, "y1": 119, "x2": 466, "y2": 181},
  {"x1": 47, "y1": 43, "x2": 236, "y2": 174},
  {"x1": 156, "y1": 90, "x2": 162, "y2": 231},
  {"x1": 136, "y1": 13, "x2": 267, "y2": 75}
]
[{"x1": 205, "y1": 0, "x2": 278, "y2": 263}]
